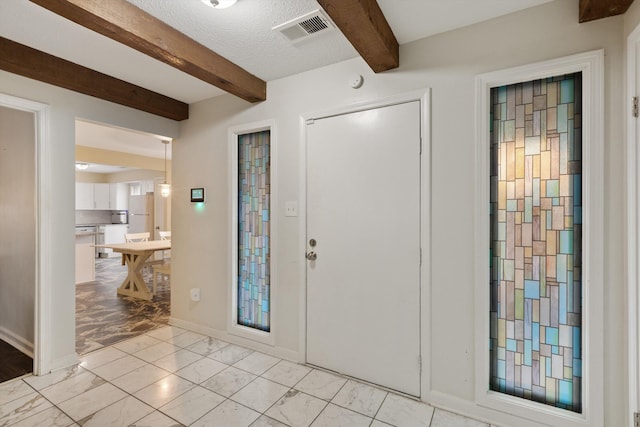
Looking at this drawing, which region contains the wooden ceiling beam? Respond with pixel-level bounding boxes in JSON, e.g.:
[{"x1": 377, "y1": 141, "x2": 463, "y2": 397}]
[
  {"x1": 579, "y1": 0, "x2": 634, "y2": 22},
  {"x1": 29, "y1": 0, "x2": 266, "y2": 103},
  {"x1": 317, "y1": 0, "x2": 399, "y2": 73},
  {"x1": 0, "y1": 37, "x2": 189, "y2": 121}
]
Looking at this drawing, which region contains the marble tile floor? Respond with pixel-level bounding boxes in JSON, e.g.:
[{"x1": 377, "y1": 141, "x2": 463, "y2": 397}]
[
  {"x1": 76, "y1": 258, "x2": 171, "y2": 355},
  {"x1": 0, "y1": 325, "x2": 498, "y2": 427}
]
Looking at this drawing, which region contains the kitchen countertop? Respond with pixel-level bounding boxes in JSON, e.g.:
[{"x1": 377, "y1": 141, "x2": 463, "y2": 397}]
[
  {"x1": 76, "y1": 223, "x2": 128, "y2": 227},
  {"x1": 75, "y1": 232, "x2": 98, "y2": 237}
]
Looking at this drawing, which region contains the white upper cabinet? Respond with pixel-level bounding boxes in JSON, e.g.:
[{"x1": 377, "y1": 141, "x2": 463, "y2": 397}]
[
  {"x1": 93, "y1": 183, "x2": 110, "y2": 210},
  {"x1": 129, "y1": 180, "x2": 155, "y2": 196},
  {"x1": 76, "y1": 182, "x2": 129, "y2": 210},
  {"x1": 75, "y1": 182, "x2": 94, "y2": 210},
  {"x1": 109, "y1": 183, "x2": 128, "y2": 210},
  {"x1": 143, "y1": 180, "x2": 155, "y2": 194}
]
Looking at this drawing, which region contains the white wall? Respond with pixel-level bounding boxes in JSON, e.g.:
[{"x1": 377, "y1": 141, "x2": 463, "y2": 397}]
[
  {"x1": 0, "y1": 106, "x2": 35, "y2": 354},
  {"x1": 625, "y1": 0, "x2": 640, "y2": 37},
  {"x1": 173, "y1": 1, "x2": 626, "y2": 425},
  {"x1": 0, "y1": 70, "x2": 179, "y2": 371}
]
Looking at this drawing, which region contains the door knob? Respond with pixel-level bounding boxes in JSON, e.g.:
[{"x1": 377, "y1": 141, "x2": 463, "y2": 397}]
[{"x1": 306, "y1": 251, "x2": 317, "y2": 261}]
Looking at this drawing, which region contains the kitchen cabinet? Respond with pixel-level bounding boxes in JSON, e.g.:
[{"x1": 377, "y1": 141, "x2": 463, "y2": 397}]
[
  {"x1": 94, "y1": 183, "x2": 110, "y2": 209},
  {"x1": 76, "y1": 182, "x2": 128, "y2": 210},
  {"x1": 75, "y1": 233, "x2": 95, "y2": 283},
  {"x1": 109, "y1": 183, "x2": 128, "y2": 210},
  {"x1": 143, "y1": 180, "x2": 155, "y2": 194},
  {"x1": 102, "y1": 224, "x2": 128, "y2": 258},
  {"x1": 130, "y1": 180, "x2": 154, "y2": 196},
  {"x1": 75, "y1": 182, "x2": 94, "y2": 210}
]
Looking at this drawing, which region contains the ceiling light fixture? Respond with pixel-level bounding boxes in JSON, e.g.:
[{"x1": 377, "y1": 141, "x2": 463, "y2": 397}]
[
  {"x1": 75, "y1": 162, "x2": 89, "y2": 170},
  {"x1": 201, "y1": 0, "x2": 237, "y2": 9},
  {"x1": 160, "y1": 140, "x2": 171, "y2": 198}
]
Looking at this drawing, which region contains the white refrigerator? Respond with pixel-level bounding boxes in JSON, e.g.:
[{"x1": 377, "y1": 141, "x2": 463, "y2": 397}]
[{"x1": 128, "y1": 194, "x2": 154, "y2": 235}]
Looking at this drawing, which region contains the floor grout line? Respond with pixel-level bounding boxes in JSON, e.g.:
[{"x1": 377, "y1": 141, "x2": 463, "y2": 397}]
[
  {"x1": 3, "y1": 329, "x2": 469, "y2": 427},
  {"x1": 5, "y1": 271, "x2": 490, "y2": 427}
]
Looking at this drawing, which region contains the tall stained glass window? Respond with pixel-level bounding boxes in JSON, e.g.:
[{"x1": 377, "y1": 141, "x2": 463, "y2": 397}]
[
  {"x1": 237, "y1": 130, "x2": 270, "y2": 332},
  {"x1": 489, "y1": 73, "x2": 582, "y2": 412}
]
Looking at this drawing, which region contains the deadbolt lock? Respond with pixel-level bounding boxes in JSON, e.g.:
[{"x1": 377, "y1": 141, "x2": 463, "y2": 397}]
[{"x1": 309, "y1": 238, "x2": 317, "y2": 247}]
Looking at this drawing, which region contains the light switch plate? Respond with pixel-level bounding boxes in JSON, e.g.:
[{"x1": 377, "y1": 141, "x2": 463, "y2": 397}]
[{"x1": 285, "y1": 201, "x2": 298, "y2": 217}]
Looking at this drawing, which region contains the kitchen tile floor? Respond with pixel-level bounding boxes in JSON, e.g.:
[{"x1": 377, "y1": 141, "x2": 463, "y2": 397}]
[
  {"x1": 76, "y1": 257, "x2": 170, "y2": 355},
  {"x1": 0, "y1": 325, "x2": 497, "y2": 427}
]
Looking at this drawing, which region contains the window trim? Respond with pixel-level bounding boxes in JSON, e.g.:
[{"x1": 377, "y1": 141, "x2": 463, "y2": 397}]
[
  {"x1": 474, "y1": 50, "x2": 604, "y2": 427},
  {"x1": 228, "y1": 120, "x2": 277, "y2": 346}
]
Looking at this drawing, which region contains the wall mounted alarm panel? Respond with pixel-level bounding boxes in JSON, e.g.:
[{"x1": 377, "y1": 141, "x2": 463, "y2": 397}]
[{"x1": 191, "y1": 187, "x2": 205, "y2": 203}]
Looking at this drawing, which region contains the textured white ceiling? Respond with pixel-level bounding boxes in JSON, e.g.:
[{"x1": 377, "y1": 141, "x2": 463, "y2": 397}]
[
  {"x1": 0, "y1": 0, "x2": 552, "y2": 104},
  {"x1": 378, "y1": 0, "x2": 553, "y2": 43},
  {"x1": 127, "y1": 0, "x2": 359, "y2": 84},
  {"x1": 0, "y1": 1, "x2": 226, "y2": 103},
  {"x1": 0, "y1": 0, "x2": 552, "y2": 158}
]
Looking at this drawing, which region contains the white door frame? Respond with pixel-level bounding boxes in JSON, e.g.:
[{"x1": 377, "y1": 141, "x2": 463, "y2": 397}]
[
  {"x1": 298, "y1": 89, "x2": 431, "y2": 400},
  {"x1": 474, "y1": 50, "x2": 604, "y2": 427},
  {"x1": 0, "y1": 93, "x2": 51, "y2": 376},
  {"x1": 227, "y1": 120, "x2": 278, "y2": 347},
  {"x1": 627, "y1": 24, "x2": 640, "y2": 427}
]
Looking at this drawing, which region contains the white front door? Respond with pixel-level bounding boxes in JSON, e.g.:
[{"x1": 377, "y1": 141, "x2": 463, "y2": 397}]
[{"x1": 306, "y1": 100, "x2": 422, "y2": 396}]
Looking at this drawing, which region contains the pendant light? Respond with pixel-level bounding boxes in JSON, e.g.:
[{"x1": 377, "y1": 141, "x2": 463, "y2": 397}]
[{"x1": 160, "y1": 140, "x2": 171, "y2": 198}]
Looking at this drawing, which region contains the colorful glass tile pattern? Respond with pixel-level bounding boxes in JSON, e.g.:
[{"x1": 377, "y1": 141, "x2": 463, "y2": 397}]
[
  {"x1": 237, "y1": 130, "x2": 271, "y2": 332},
  {"x1": 489, "y1": 73, "x2": 582, "y2": 412}
]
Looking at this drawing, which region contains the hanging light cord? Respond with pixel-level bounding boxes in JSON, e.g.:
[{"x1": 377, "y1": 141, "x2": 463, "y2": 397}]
[{"x1": 162, "y1": 140, "x2": 171, "y2": 184}]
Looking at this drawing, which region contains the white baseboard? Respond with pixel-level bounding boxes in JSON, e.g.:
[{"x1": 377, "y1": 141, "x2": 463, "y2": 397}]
[
  {"x1": 169, "y1": 318, "x2": 555, "y2": 427},
  {"x1": 428, "y1": 390, "x2": 546, "y2": 427},
  {"x1": 0, "y1": 326, "x2": 34, "y2": 358},
  {"x1": 43, "y1": 352, "x2": 79, "y2": 376},
  {"x1": 169, "y1": 317, "x2": 300, "y2": 362}
]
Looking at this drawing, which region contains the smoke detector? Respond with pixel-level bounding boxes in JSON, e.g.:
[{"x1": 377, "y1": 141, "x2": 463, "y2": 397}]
[{"x1": 273, "y1": 9, "x2": 335, "y2": 43}]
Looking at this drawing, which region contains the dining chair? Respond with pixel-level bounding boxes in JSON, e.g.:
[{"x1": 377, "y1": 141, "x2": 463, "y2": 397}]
[
  {"x1": 152, "y1": 262, "x2": 171, "y2": 295},
  {"x1": 158, "y1": 230, "x2": 171, "y2": 260},
  {"x1": 123, "y1": 231, "x2": 159, "y2": 279},
  {"x1": 124, "y1": 232, "x2": 150, "y2": 242}
]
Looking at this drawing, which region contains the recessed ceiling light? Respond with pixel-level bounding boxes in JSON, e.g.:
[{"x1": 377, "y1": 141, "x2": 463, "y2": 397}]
[
  {"x1": 75, "y1": 162, "x2": 89, "y2": 170},
  {"x1": 201, "y1": 0, "x2": 237, "y2": 9}
]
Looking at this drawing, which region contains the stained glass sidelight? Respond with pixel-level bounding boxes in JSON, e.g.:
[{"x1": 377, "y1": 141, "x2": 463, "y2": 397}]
[
  {"x1": 489, "y1": 73, "x2": 582, "y2": 412},
  {"x1": 237, "y1": 130, "x2": 271, "y2": 332}
]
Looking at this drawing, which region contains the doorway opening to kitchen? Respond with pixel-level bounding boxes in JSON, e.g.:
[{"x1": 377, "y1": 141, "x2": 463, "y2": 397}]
[{"x1": 74, "y1": 119, "x2": 172, "y2": 354}]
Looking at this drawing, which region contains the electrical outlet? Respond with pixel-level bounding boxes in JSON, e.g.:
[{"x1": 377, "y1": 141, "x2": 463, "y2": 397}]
[{"x1": 285, "y1": 201, "x2": 298, "y2": 217}]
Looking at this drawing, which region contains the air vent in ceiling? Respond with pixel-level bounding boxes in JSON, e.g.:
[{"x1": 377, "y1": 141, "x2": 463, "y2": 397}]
[{"x1": 273, "y1": 9, "x2": 335, "y2": 43}]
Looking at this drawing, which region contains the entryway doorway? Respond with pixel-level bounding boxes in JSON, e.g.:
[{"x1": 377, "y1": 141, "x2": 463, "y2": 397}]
[
  {"x1": 75, "y1": 120, "x2": 172, "y2": 354},
  {"x1": 305, "y1": 98, "x2": 424, "y2": 397}
]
